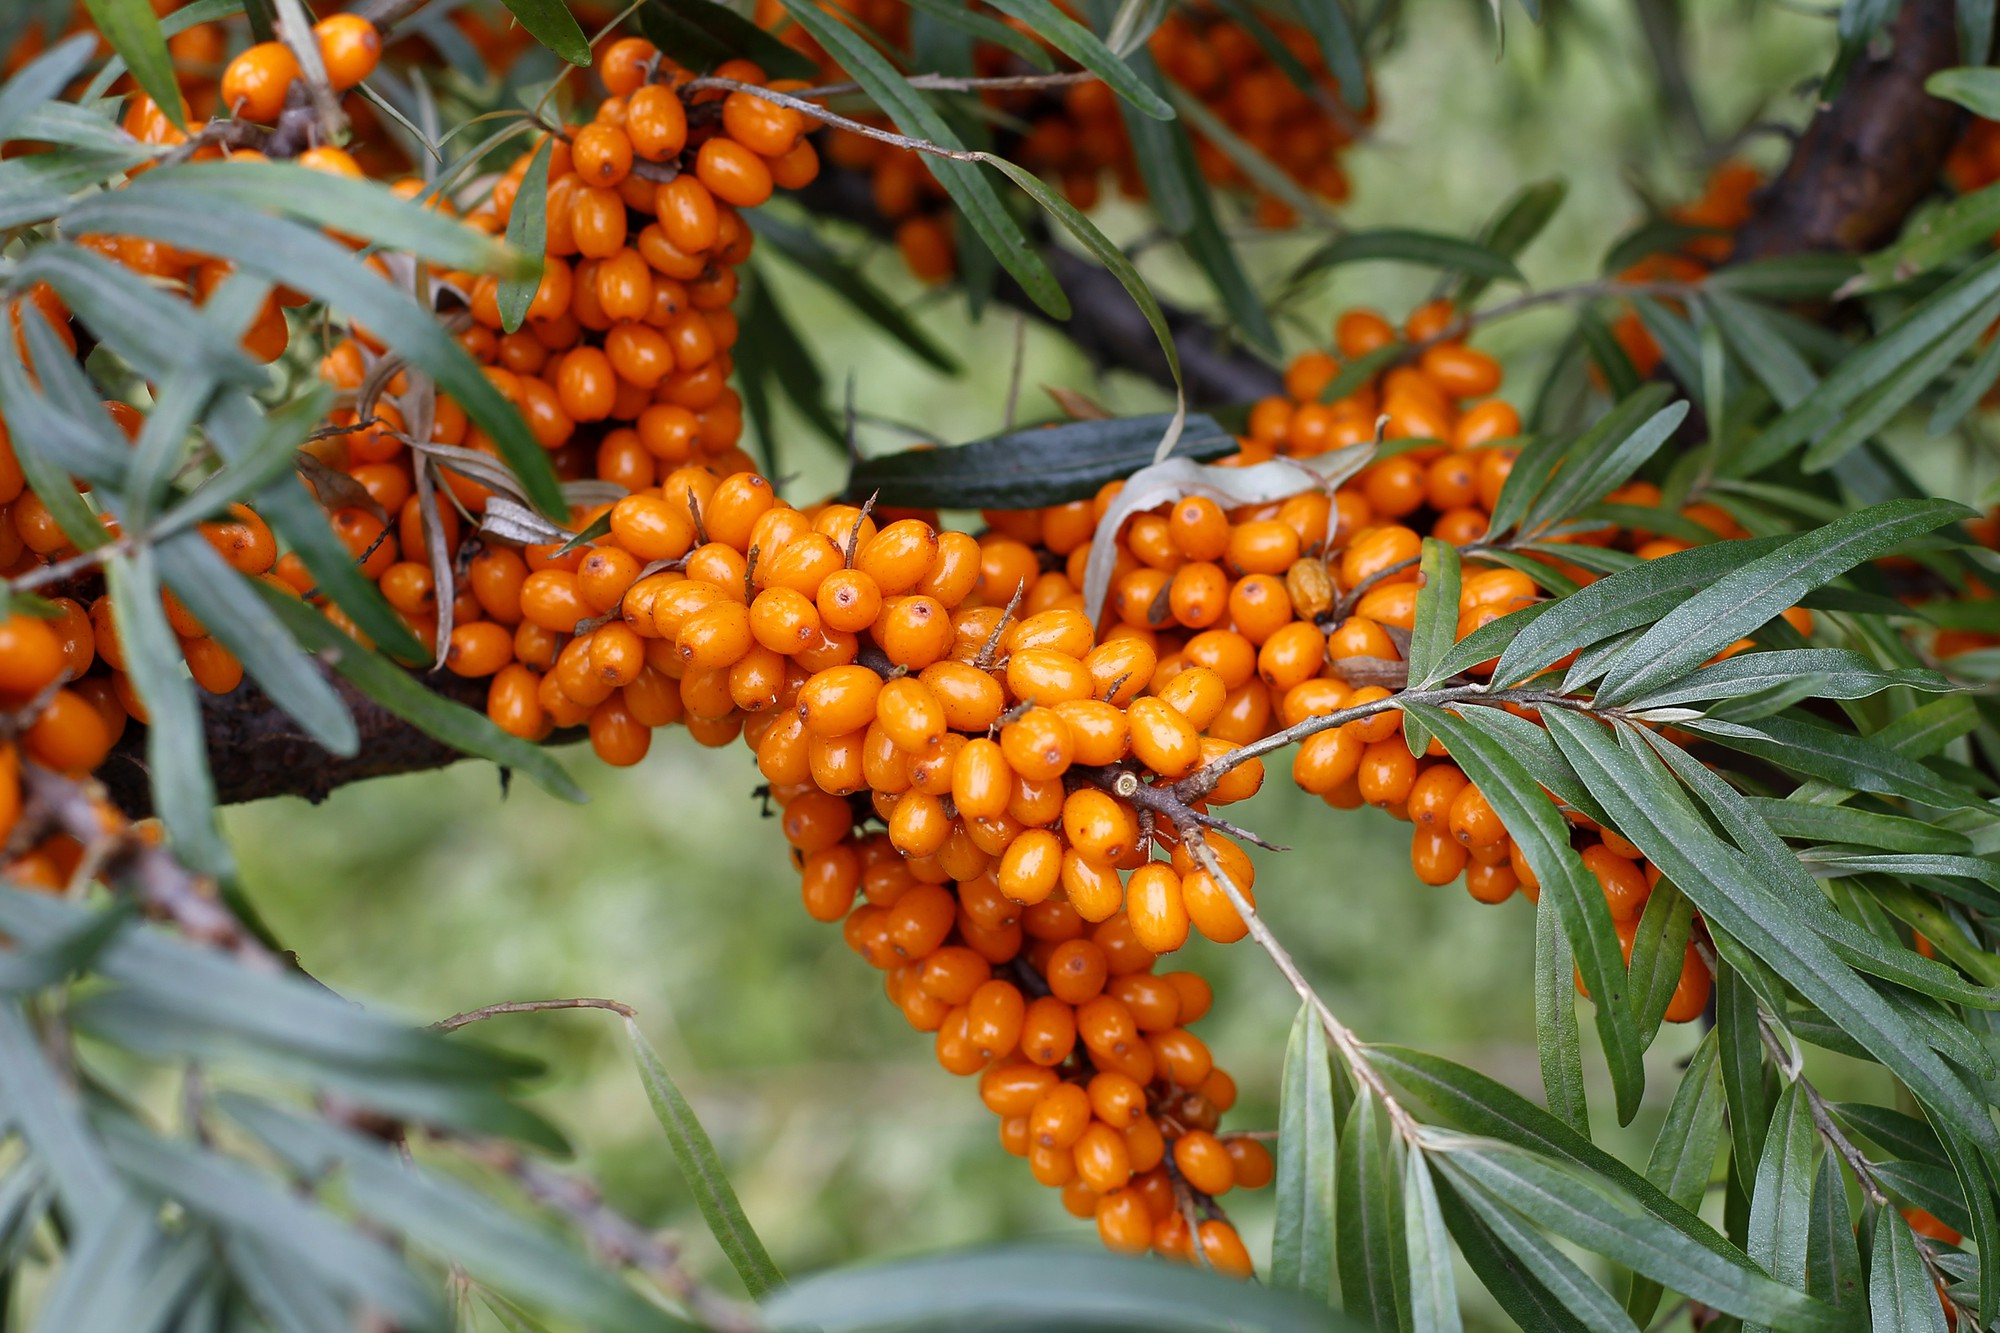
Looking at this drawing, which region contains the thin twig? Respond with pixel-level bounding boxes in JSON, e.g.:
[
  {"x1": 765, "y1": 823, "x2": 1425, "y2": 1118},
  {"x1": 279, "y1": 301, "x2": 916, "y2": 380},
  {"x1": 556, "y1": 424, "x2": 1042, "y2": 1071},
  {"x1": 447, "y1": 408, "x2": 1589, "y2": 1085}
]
[{"x1": 432, "y1": 998, "x2": 638, "y2": 1032}]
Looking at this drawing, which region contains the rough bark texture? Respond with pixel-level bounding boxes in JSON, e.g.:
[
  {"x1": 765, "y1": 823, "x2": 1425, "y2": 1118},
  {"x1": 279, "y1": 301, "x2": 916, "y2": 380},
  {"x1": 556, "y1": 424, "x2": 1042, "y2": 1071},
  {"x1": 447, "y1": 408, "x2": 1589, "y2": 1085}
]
[
  {"x1": 1733, "y1": 0, "x2": 1963, "y2": 260},
  {"x1": 96, "y1": 8, "x2": 1966, "y2": 817}
]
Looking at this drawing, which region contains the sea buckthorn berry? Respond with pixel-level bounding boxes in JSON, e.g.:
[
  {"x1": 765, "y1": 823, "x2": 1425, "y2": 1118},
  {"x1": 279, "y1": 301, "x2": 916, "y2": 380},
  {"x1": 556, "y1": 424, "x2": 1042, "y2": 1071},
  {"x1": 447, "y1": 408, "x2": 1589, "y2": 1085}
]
[
  {"x1": 1046, "y1": 939, "x2": 1109, "y2": 1005},
  {"x1": 980, "y1": 1061, "x2": 1058, "y2": 1117},
  {"x1": 1125, "y1": 862, "x2": 1189, "y2": 955},
  {"x1": 858, "y1": 520, "x2": 940, "y2": 595},
  {"x1": 1198, "y1": 1221, "x2": 1254, "y2": 1277},
  {"x1": 1151, "y1": 1028, "x2": 1212, "y2": 1087},
  {"x1": 876, "y1": 595, "x2": 953, "y2": 669},
  {"x1": 1172, "y1": 1130, "x2": 1235, "y2": 1197},
  {"x1": 722, "y1": 89, "x2": 806, "y2": 157},
  {"x1": 1257, "y1": 620, "x2": 1326, "y2": 692},
  {"x1": 1061, "y1": 788, "x2": 1140, "y2": 864},
  {"x1": 1084, "y1": 638, "x2": 1157, "y2": 706},
  {"x1": 1020, "y1": 996, "x2": 1078, "y2": 1066},
  {"x1": 797, "y1": 664, "x2": 882, "y2": 736},
  {"x1": 999, "y1": 708, "x2": 1074, "y2": 781},
  {"x1": 1182, "y1": 864, "x2": 1252, "y2": 943},
  {"x1": 952, "y1": 736, "x2": 1013, "y2": 819},
  {"x1": 750, "y1": 587, "x2": 821, "y2": 655},
  {"x1": 1006, "y1": 649, "x2": 1091, "y2": 707},
  {"x1": 1073, "y1": 1123, "x2": 1133, "y2": 1196},
  {"x1": 221, "y1": 42, "x2": 300, "y2": 123},
  {"x1": 1168, "y1": 496, "x2": 1230, "y2": 561},
  {"x1": 921, "y1": 661, "x2": 1005, "y2": 731},
  {"x1": 1226, "y1": 520, "x2": 1301, "y2": 575},
  {"x1": 1582, "y1": 843, "x2": 1650, "y2": 921},
  {"x1": 1126, "y1": 697, "x2": 1200, "y2": 779},
  {"x1": 313, "y1": 14, "x2": 381, "y2": 90},
  {"x1": 1181, "y1": 630, "x2": 1257, "y2": 690},
  {"x1": 1225, "y1": 1137, "x2": 1274, "y2": 1190},
  {"x1": 572, "y1": 124, "x2": 634, "y2": 187},
  {"x1": 1096, "y1": 1190, "x2": 1152, "y2": 1254},
  {"x1": 677, "y1": 600, "x2": 753, "y2": 670},
  {"x1": 1411, "y1": 826, "x2": 1469, "y2": 885},
  {"x1": 1408, "y1": 764, "x2": 1470, "y2": 828},
  {"x1": 25, "y1": 689, "x2": 110, "y2": 773},
  {"x1": 998, "y1": 828, "x2": 1063, "y2": 905},
  {"x1": 1293, "y1": 726, "x2": 1362, "y2": 794},
  {"x1": 1337, "y1": 308, "x2": 1397, "y2": 359},
  {"x1": 696, "y1": 137, "x2": 773, "y2": 208},
  {"x1": 627, "y1": 84, "x2": 690, "y2": 161},
  {"x1": 0, "y1": 614, "x2": 66, "y2": 697},
  {"x1": 968, "y1": 979, "x2": 1027, "y2": 1059},
  {"x1": 1448, "y1": 783, "x2": 1508, "y2": 848},
  {"x1": 1357, "y1": 738, "x2": 1417, "y2": 807},
  {"x1": 1455, "y1": 399, "x2": 1522, "y2": 448},
  {"x1": 1466, "y1": 861, "x2": 1517, "y2": 904},
  {"x1": 1062, "y1": 852, "x2": 1124, "y2": 923}
]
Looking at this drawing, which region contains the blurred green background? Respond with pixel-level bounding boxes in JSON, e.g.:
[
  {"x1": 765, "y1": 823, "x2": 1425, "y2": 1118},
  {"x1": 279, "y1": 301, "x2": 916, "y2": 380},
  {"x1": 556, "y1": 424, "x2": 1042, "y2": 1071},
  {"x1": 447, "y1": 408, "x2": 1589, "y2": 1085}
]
[{"x1": 225, "y1": 0, "x2": 1904, "y2": 1322}]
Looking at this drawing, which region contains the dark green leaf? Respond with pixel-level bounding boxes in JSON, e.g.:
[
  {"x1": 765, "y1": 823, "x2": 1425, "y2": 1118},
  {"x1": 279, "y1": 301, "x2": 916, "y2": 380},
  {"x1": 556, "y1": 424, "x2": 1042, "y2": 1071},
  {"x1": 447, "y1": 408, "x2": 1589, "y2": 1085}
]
[
  {"x1": 1520, "y1": 394, "x2": 1687, "y2": 537},
  {"x1": 1930, "y1": 315, "x2": 2000, "y2": 434},
  {"x1": 257, "y1": 586, "x2": 584, "y2": 803},
  {"x1": 1627, "y1": 877, "x2": 1693, "y2": 1043},
  {"x1": 1807, "y1": 1155, "x2": 1864, "y2": 1310},
  {"x1": 1708, "y1": 255, "x2": 1862, "y2": 301},
  {"x1": 845, "y1": 414, "x2": 1231, "y2": 509},
  {"x1": 640, "y1": 0, "x2": 819, "y2": 79},
  {"x1": 1109, "y1": 39, "x2": 1195, "y2": 234},
  {"x1": 628, "y1": 1019, "x2": 784, "y2": 1299},
  {"x1": 1425, "y1": 599, "x2": 1554, "y2": 686},
  {"x1": 1577, "y1": 308, "x2": 1643, "y2": 399},
  {"x1": 1718, "y1": 959, "x2": 1772, "y2": 1192},
  {"x1": 1405, "y1": 704, "x2": 1647, "y2": 1123},
  {"x1": 82, "y1": 0, "x2": 183, "y2": 129},
  {"x1": 1336, "y1": 1092, "x2": 1408, "y2": 1330},
  {"x1": 1801, "y1": 288, "x2": 2000, "y2": 470},
  {"x1": 904, "y1": 0, "x2": 1053, "y2": 68},
  {"x1": 1707, "y1": 292, "x2": 1818, "y2": 409},
  {"x1": 981, "y1": 0, "x2": 1171, "y2": 117},
  {"x1": 1542, "y1": 710, "x2": 2000, "y2": 1156},
  {"x1": 1533, "y1": 891, "x2": 1588, "y2": 1136},
  {"x1": 499, "y1": 0, "x2": 591, "y2": 64},
  {"x1": 1436, "y1": 1139, "x2": 1853, "y2": 1331},
  {"x1": 1622, "y1": 649, "x2": 1952, "y2": 711},
  {"x1": 1870, "y1": 1210, "x2": 1950, "y2": 1332},
  {"x1": 1455, "y1": 178, "x2": 1566, "y2": 307},
  {"x1": 1677, "y1": 715, "x2": 1978, "y2": 809},
  {"x1": 1165, "y1": 85, "x2": 1332, "y2": 227},
  {"x1": 1271, "y1": 1004, "x2": 1336, "y2": 1304},
  {"x1": 773, "y1": 0, "x2": 1063, "y2": 316},
  {"x1": 1745, "y1": 1082, "x2": 1820, "y2": 1327},
  {"x1": 1596, "y1": 499, "x2": 1973, "y2": 704},
  {"x1": 498, "y1": 135, "x2": 555, "y2": 333},
  {"x1": 31, "y1": 1204, "x2": 183, "y2": 1333},
  {"x1": 1294, "y1": 0, "x2": 1367, "y2": 109},
  {"x1": 1172, "y1": 139, "x2": 1281, "y2": 356},
  {"x1": 1292, "y1": 228, "x2": 1525, "y2": 285},
  {"x1": 745, "y1": 212, "x2": 959, "y2": 373},
  {"x1": 1433, "y1": 1175, "x2": 1597, "y2": 1333},
  {"x1": 1832, "y1": 1104, "x2": 1948, "y2": 1168},
  {"x1": 1934, "y1": 1117, "x2": 2000, "y2": 1330},
  {"x1": 1439, "y1": 1165, "x2": 1641, "y2": 1332},
  {"x1": 1929, "y1": 66, "x2": 2000, "y2": 116},
  {"x1": 1626, "y1": 1030, "x2": 1723, "y2": 1324},
  {"x1": 1850, "y1": 179, "x2": 2000, "y2": 296},
  {"x1": 1748, "y1": 801, "x2": 1971, "y2": 857}
]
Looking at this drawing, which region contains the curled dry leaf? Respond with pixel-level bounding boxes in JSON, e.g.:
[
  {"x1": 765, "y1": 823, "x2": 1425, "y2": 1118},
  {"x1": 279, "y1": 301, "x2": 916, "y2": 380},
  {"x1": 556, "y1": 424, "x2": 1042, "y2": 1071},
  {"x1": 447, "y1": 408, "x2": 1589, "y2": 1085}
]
[
  {"x1": 1081, "y1": 442, "x2": 1376, "y2": 623},
  {"x1": 478, "y1": 495, "x2": 575, "y2": 547},
  {"x1": 294, "y1": 449, "x2": 388, "y2": 524}
]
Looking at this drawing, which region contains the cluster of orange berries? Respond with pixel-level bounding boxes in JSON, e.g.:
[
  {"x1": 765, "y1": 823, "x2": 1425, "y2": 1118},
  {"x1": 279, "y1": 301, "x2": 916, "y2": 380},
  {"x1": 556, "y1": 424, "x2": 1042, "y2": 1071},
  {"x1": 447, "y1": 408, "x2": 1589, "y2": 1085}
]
[{"x1": 767, "y1": 0, "x2": 1368, "y2": 282}]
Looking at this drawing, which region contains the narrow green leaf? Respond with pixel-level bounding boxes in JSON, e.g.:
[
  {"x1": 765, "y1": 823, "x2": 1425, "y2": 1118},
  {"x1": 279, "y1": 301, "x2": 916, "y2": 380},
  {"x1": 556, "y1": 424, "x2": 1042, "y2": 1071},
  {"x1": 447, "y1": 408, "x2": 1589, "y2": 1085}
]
[
  {"x1": 639, "y1": 0, "x2": 820, "y2": 80},
  {"x1": 773, "y1": 0, "x2": 1064, "y2": 317},
  {"x1": 1533, "y1": 890, "x2": 1588, "y2": 1136},
  {"x1": 1404, "y1": 1154, "x2": 1463, "y2": 1333},
  {"x1": 1337, "y1": 1092, "x2": 1408, "y2": 1331},
  {"x1": 1109, "y1": 38, "x2": 1195, "y2": 234},
  {"x1": 0, "y1": 32, "x2": 96, "y2": 143},
  {"x1": 1707, "y1": 291, "x2": 1818, "y2": 409},
  {"x1": 1621, "y1": 649, "x2": 1951, "y2": 711},
  {"x1": 82, "y1": 0, "x2": 184, "y2": 129},
  {"x1": 628, "y1": 1019, "x2": 784, "y2": 1298},
  {"x1": 847, "y1": 414, "x2": 1230, "y2": 509},
  {"x1": 1833, "y1": 1104, "x2": 1948, "y2": 1167},
  {"x1": 498, "y1": 135, "x2": 554, "y2": 334},
  {"x1": 1870, "y1": 1210, "x2": 1950, "y2": 1332},
  {"x1": 1934, "y1": 1117, "x2": 2000, "y2": 1330},
  {"x1": 980, "y1": 0, "x2": 1171, "y2": 117},
  {"x1": 1271, "y1": 1003, "x2": 1336, "y2": 1304},
  {"x1": 1807, "y1": 1155, "x2": 1864, "y2": 1310},
  {"x1": 1744, "y1": 1083, "x2": 1820, "y2": 1333},
  {"x1": 1521, "y1": 396, "x2": 1687, "y2": 544},
  {"x1": 1165, "y1": 84, "x2": 1333, "y2": 228},
  {"x1": 761, "y1": 1245, "x2": 1342, "y2": 1331},
  {"x1": 1718, "y1": 959, "x2": 1773, "y2": 1193},
  {"x1": 1542, "y1": 709, "x2": 2000, "y2": 1157},
  {"x1": 1406, "y1": 704, "x2": 1647, "y2": 1123},
  {"x1": 1801, "y1": 288, "x2": 2000, "y2": 470},
  {"x1": 1678, "y1": 715, "x2": 1978, "y2": 809},
  {"x1": 1577, "y1": 308, "x2": 1644, "y2": 400},
  {"x1": 1850, "y1": 178, "x2": 2000, "y2": 296},
  {"x1": 1929, "y1": 316, "x2": 2000, "y2": 435},
  {"x1": 1455, "y1": 178, "x2": 1566, "y2": 307},
  {"x1": 903, "y1": 0, "x2": 1053, "y2": 68},
  {"x1": 110, "y1": 548, "x2": 232, "y2": 876},
  {"x1": 0, "y1": 1003, "x2": 126, "y2": 1230},
  {"x1": 1433, "y1": 1175, "x2": 1596, "y2": 1332},
  {"x1": 256, "y1": 586, "x2": 585, "y2": 803},
  {"x1": 1436, "y1": 1138, "x2": 1853, "y2": 1331},
  {"x1": 1927, "y1": 65, "x2": 2000, "y2": 116},
  {"x1": 499, "y1": 0, "x2": 591, "y2": 64},
  {"x1": 1294, "y1": 0, "x2": 1367, "y2": 109},
  {"x1": 1439, "y1": 1166, "x2": 1640, "y2": 1331},
  {"x1": 1708, "y1": 254, "x2": 1862, "y2": 300},
  {"x1": 1626, "y1": 1030, "x2": 1723, "y2": 1323},
  {"x1": 1596, "y1": 499, "x2": 1973, "y2": 704},
  {"x1": 1292, "y1": 228, "x2": 1525, "y2": 285},
  {"x1": 1626, "y1": 878, "x2": 1693, "y2": 1043},
  {"x1": 1406, "y1": 538, "x2": 1462, "y2": 691}
]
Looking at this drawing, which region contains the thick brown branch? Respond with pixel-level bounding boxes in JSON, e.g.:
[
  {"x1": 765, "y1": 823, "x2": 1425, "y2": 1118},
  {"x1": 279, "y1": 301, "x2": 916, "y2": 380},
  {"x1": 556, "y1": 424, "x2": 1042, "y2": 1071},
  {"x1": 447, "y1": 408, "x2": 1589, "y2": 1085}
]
[{"x1": 1733, "y1": 0, "x2": 1963, "y2": 261}]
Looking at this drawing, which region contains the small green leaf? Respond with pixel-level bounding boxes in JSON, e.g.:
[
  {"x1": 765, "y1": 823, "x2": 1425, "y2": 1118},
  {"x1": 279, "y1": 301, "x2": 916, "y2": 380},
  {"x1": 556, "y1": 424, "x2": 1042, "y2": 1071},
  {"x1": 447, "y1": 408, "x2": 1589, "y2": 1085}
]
[
  {"x1": 0, "y1": 32, "x2": 97, "y2": 144},
  {"x1": 1442, "y1": 1167, "x2": 1639, "y2": 1331},
  {"x1": 1271, "y1": 1004, "x2": 1336, "y2": 1304},
  {"x1": 1336, "y1": 1092, "x2": 1408, "y2": 1330},
  {"x1": 1533, "y1": 891, "x2": 1588, "y2": 1136},
  {"x1": 1293, "y1": 0, "x2": 1367, "y2": 109},
  {"x1": 627, "y1": 1019, "x2": 784, "y2": 1299},
  {"x1": 1933, "y1": 1116, "x2": 2000, "y2": 1330},
  {"x1": 1678, "y1": 715, "x2": 1977, "y2": 809},
  {"x1": 981, "y1": 0, "x2": 1171, "y2": 118},
  {"x1": 1806, "y1": 1155, "x2": 1864, "y2": 1310},
  {"x1": 1621, "y1": 649, "x2": 1952, "y2": 712},
  {"x1": 82, "y1": 0, "x2": 184, "y2": 129},
  {"x1": 1707, "y1": 254, "x2": 1862, "y2": 300},
  {"x1": 498, "y1": 135, "x2": 555, "y2": 334},
  {"x1": 1706, "y1": 292, "x2": 1818, "y2": 410},
  {"x1": 0, "y1": 1003, "x2": 127, "y2": 1230},
  {"x1": 1626, "y1": 877, "x2": 1694, "y2": 1043},
  {"x1": 640, "y1": 0, "x2": 819, "y2": 79},
  {"x1": 1519, "y1": 389, "x2": 1686, "y2": 538},
  {"x1": 1928, "y1": 65, "x2": 2000, "y2": 116},
  {"x1": 1869, "y1": 1209, "x2": 1950, "y2": 1333},
  {"x1": 499, "y1": 0, "x2": 591, "y2": 64},
  {"x1": 1849, "y1": 178, "x2": 2000, "y2": 296}
]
